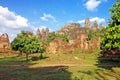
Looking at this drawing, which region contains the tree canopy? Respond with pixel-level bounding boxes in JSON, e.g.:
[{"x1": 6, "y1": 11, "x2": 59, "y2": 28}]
[
  {"x1": 11, "y1": 30, "x2": 44, "y2": 61},
  {"x1": 101, "y1": 0, "x2": 120, "y2": 50}
]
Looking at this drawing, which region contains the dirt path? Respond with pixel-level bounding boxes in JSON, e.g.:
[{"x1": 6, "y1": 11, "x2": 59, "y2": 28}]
[{"x1": 0, "y1": 63, "x2": 119, "y2": 67}]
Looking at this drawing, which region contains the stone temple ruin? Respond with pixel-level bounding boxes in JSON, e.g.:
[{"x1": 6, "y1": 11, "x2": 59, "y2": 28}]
[
  {"x1": 0, "y1": 33, "x2": 11, "y2": 53},
  {"x1": 36, "y1": 28, "x2": 49, "y2": 43},
  {"x1": 0, "y1": 18, "x2": 103, "y2": 54},
  {"x1": 56, "y1": 18, "x2": 103, "y2": 40},
  {"x1": 44, "y1": 18, "x2": 103, "y2": 54}
]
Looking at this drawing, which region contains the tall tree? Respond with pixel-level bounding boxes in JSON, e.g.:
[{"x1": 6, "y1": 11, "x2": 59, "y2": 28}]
[
  {"x1": 11, "y1": 30, "x2": 44, "y2": 61},
  {"x1": 101, "y1": 0, "x2": 120, "y2": 50}
]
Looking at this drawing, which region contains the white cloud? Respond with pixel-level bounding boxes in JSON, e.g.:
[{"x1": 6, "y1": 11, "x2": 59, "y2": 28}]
[
  {"x1": 40, "y1": 13, "x2": 56, "y2": 22},
  {"x1": 84, "y1": 0, "x2": 101, "y2": 11},
  {"x1": 0, "y1": 6, "x2": 34, "y2": 42},
  {"x1": 0, "y1": 25, "x2": 36, "y2": 42},
  {"x1": 0, "y1": 6, "x2": 28, "y2": 28},
  {"x1": 0, "y1": 6, "x2": 51, "y2": 42},
  {"x1": 78, "y1": 17, "x2": 105, "y2": 24},
  {"x1": 90, "y1": 17, "x2": 105, "y2": 23},
  {"x1": 84, "y1": 0, "x2": 108, "y2": 11},
  {"x1": 78, "y1": 20, "x2": 85, "y2": 24}
]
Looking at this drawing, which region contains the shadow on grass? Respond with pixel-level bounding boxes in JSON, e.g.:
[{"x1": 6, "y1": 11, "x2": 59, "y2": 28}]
[
  {"x1": 0, "y1": 54, "x2": 72, "y2": 80},
  {"x1": 30, "y1": 56, "x2": 49, "y2": 61},
  {"x1": 97, "y1": 48, "x2": 120, "y2": 70},
  {"x1": 77, "y1": 67, "x2": 120, "y2": 80},
  {"x1": 25, "y1": 66, "x2": 71, "y2": 80},
  {"x1": 96, "y1": 56, "x2": 120, "y2": 70},
  {"x1": 0, "y1": 64, "x2": 72, "y2": 80}
]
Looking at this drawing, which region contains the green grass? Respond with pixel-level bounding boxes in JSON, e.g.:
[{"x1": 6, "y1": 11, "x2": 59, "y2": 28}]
[
  {"x1": 0, "y1": 53, "x2": 120, "y2": 80},
  {"x1": 69, "y1": 66, "x2": 120, "y2": 80}
]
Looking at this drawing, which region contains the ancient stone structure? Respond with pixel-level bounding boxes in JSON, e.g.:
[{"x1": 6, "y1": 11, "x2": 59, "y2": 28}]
[
  {"x1": 56, "y1": 23, "x2": 88, "y2": 40},
  {"x1": 26, "y1": 31, "x2": 33, "y2": 37},
  {"x1": 46, "y1": 18, "x2": 103, "y2": 54},
  {"x1": 46, "y1": 38, "x2": 73, "y2": 54},
  {"x1": 73, "y1": 33, "x2": 88, "y2": 49},
  {"x1": 85, "y1": 18, "x2": 90, "y2": 28},
  {"x1": 99, "y1": 24, "x2": 104, "y2": 29},
  {"x1": 91, "y1": 20, "x2": 98, "y2": 30},
  {"x1": 0, "y1": 33, "x2": 11, "y2": 53},
  {"x1": 36, "y1": 28, "x2": 49, "y2": 43},
  {"x1": 46, "y1": 33, "x2": 100, "y2": 54}
]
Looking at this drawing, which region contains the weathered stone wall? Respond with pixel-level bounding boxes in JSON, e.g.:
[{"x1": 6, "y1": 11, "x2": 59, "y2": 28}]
[
  {"x1": 46, "y1": 18, "x2": 102, "y2": 54},
  {"x1": 73, "y1": 33, "x2": 88, "y2": 49},
  {"x1": 45, "y1": 38, "x2": 73, "y2": 54},
  {"x1": 0, "y1": 33, "x2": 11, "y2": 53},
  {"x1": 56, "y1": 23, "x2": 89, "y2": 40},
  {"x1": 46, "y1": 35, "x2": 100, "y2": 54}
]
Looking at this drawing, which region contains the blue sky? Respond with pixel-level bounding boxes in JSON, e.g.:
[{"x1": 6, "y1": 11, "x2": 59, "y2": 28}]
[{"x1": 0, "y1": 0, "x2": 116, "y2": 41}]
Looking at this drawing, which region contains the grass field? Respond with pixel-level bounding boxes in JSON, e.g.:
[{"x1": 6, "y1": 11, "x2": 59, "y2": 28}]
[{"x1": 0, "y1": 52, "x2": 120, "y2": 80}]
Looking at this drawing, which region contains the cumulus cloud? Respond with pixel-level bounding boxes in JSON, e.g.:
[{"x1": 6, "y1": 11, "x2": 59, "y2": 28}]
[
  {"x1": 0, "y1": 6, "x2": 34, "y2": 42},
  {"x1": 0, "y1": 6, "x2": 28, "y2": 28},
  {"x1": 0, "y1": 10, "x2": 57, "y2": 42},
  {"x1": 84, "y1": 0, "x2": 108, "y2": 11},
  {"x1": 0, "y1": 25, "x2": 35, "y2": 42},
  {"x1": 78, "y1": 20, "x2": 85, "y2": 24},
  {"x1": 78, "y1": 17, "x2": 105, "y2": 24},
  {"x1": 90, "y1": 17, "x2": 105, "y2": 23},
  {"x1": 40, "y1": 13, "x2": 56, "y2": 22},
  {"x1": 84, "y1": 0, "x2": 101, "y2": 11}
]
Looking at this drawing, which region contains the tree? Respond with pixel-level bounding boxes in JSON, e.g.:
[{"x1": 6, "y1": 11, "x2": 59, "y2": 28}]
[
  {"x1": 101, "y1": 0, "x2": 120, "y2": 52},
  {"x1": 11, "y1": 30, "x2": 44, "y2": 61}
]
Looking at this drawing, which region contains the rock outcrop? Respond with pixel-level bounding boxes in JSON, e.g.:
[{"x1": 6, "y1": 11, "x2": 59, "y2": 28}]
[{"x1": 0, "y1": 33, "x2": 11, "y2": 53}]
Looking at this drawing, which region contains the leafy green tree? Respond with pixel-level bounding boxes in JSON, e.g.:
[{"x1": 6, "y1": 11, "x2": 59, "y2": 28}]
[
  {"x1": 101, "y1": 0, "x2": 120, "y2": 50},
  {"x1": 11, "y1": 30, "x2": 44, "y2": 61}
]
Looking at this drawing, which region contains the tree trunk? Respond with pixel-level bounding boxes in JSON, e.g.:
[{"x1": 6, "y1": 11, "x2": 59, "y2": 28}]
[
  {"x1": 26, "y1": 53, "x2": 29, "y2": 61},
  {"x1": 40, "y1": 53, "x2": 43, "y2": 59}
]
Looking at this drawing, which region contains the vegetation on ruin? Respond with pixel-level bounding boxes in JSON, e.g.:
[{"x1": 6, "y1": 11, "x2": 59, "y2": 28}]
[
  {"x1": 45, "y1": 32, "x2": 69, "y2": 45},
  {"x1": 88, "y1": 29, "x2": 100, "y2": 40}
]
